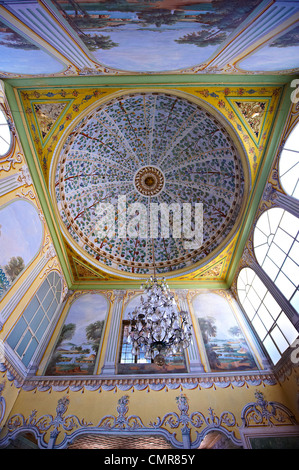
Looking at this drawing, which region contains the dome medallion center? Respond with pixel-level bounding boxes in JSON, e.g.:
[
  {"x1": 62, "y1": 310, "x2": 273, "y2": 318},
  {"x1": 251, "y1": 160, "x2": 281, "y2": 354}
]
[{"x1": 134, "y1": 166, "x2": 165, "y2": 197}]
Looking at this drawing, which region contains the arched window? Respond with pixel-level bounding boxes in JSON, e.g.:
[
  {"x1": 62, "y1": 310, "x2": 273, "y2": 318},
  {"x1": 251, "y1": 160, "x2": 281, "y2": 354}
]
[
  {"x1": 6, "y1": 271, "x2": 62, "y2": 368},
  {"x1": 253, "y1": 207, "x2": 299, "y2": 313},
  {"x1": 279, "y1": 121, "x2": 299, "y2": 199},
  {"x1": 237, "y1": 267, "x2": 298, "y2": 364},
  {"x1": 0, "y1": 200, "x2": 44, "y2": 300},
  {"x1": 0, "y1": 107, "x2": 12, "y2": 157}
]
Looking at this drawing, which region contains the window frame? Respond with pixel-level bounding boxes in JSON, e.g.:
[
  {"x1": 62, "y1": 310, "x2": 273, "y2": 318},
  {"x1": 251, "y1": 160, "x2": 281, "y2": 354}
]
[
  {"x1": 6, "y1": 271, "x2": 62, "y2": 368},
  {"x1": 237, "y1": 267, "x2": 298, "y2": 365},
  {"x1": 253, "y1": 207, "x2": 299, "y2": 315},
  {"x1": 0, "y1": 105, "x2": 12, "y2": 158}
]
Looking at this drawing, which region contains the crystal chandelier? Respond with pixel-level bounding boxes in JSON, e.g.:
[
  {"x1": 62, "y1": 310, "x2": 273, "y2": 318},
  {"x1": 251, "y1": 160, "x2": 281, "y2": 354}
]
[{"x1": 125, "y1": 276, "x2": 192, "y2": 366}]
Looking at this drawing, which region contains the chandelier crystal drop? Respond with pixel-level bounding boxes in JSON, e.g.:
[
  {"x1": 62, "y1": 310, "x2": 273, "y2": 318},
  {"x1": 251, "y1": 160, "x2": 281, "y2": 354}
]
[{"x1": 125, "y1": 276, "x2": 192, "y2": 366}]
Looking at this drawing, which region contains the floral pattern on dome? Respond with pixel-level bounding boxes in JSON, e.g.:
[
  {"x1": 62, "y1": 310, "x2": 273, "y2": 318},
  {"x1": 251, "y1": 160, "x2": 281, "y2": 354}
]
[{"x1": 54, "y1": 92, "x2": 245, "y2": 277}]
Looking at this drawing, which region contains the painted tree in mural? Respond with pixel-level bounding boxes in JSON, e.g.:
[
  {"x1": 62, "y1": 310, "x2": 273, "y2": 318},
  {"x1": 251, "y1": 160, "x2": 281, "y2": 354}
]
[
  {"x1": 269, "y1": 25, "x2": 299, "y2": 48},
  {"x1": 175, "y1": 29, "x2": 228, "y2": 48},
  {"x1": 175, "y1": 0, "x2": 262, "y2": 47},
  {"x1": 0, "y1": 20, "x2": 39, "y2": 50},
  {"x1": 195, "y1": 0, "x2": 263, "y2": 31},
  {"x1": 0, "y1": 267, "x2": 10, "y2": 298},
  {"x1": 137, "y1": 10, "x2": 184, "y2": 27},
  {"x1": 85, "y1": 320, "x2": 104, "y2": 354},
  {"x1": 4, "y1": 256, "x2": 25, "y2": 282},
  {"x1": 80, "y1": 34, "x2": 119, "y2": 51},
  {"x1": 44, "y1": 323, "x2": 76, "y2": 375},
  {"x1": 198, "y1": 316, "x2": 220, "y2": 369}
]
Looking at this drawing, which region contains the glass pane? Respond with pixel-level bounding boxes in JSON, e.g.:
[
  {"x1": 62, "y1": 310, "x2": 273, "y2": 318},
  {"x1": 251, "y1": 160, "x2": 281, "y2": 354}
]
[
  {"x1": 37, "y1": 279, "x2": 50, "y2": 302},
  {"x1": 16, "y1": 330, "x2": 32, "y2": 357},
  {"x1": 289, "y1": 240, "x2": 299, "y2": 264},
  {"x1": 263, "y1": 291, "x2": 281, "y2": 319},
  {"x1": 284, "y1": 124, "x2": 299, "y2": 151},
  {"x1": 267, "y1": 243, "x2": 286, "y2": 268},
  {"x1": 276, "y1": 312, "x2": 298, "y2": 345},
  {"x1": 279, "y1": 122, "x2": 299, "y2": 199},
  {"x1": 23, "y1": 296, "x2": 39, "y2": 323},
  {"x1": 252, "y1": 315, "x2": 267, "y2": 340},
  {"x1": 275, "y1": 271, "x2": 295, "y2": 299},
  {"x1": 262, "y1": 257, "x2": 279, "y2": 281},
  {"x1": 268, "y1": 208, "x2": 283, "y2": 234},
  {"x1": 254, "y1": 244, "x2": 268, "y2": 266},
  {"x1": 290, "y1": 290, "x2": 299, "y2": 313},
  {"x1": 245, "y1": 267, "x2": 255, "y2": 284},
  {"x1": 243, "y1": 297, "x2": 256, "y2": 320},
  {"x1": 48, "y1": 271, "x2": 55, "y2": 286},
  {"x1": 281, "y1": 257, "x2": 299, "y2": 284},
  {"x1": 247, "y1": 287, "x2": 262, "y2": 310},
  {"x1": 35, "y1": 316, "x2": 49, "y2": 341},
  {"x1": 251, "y1": 275, "x2": 268, "y2": 299},
  {"x1": 271, "y1": 326, "x2": 289, "y2": 354},
  {"x1": 273, "y1": 227, "x2": 293, "y2": 254},
  {"x1": 280, "y1": 211, "x2": 299, "y2": 238},
  {"x1": 0, "y1": 109, "x2": 11, "y2": 156},
  {"x1": 7, "y1": 316, "x2": 27, "y2": 349},
  {"x1": 47, "y1": 299, "x2": 58, "y2": 319},
  {"x1": 257, "y1": 304, "x2": 273, "y2": 330},
  {"x1": 43, "y1": 289, "x2": 54, "y2": 312},
  {"x1": 263, "y1": 335, "x2": 281, "y2": 364},
  {"x1": 279, "y1": 149, "x2": 298, "y2": 174},
  {"x1": 30, "y1": 306, "x2": 44, "y2": 333},
  {"x1": 22, "y1": 337, "x2": 38, "y2": 367}
]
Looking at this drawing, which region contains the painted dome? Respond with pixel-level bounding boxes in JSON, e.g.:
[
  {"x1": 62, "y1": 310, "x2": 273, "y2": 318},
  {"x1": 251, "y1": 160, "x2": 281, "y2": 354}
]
[{"x1": 53, "y1": 91, "x2": 246, "y2": 278}]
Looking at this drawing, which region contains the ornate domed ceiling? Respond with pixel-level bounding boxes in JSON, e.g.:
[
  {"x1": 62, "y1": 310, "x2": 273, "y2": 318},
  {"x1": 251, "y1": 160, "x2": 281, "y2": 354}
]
[{"x1": 52, "y1": 91, "x2": 247, "y2": 278}]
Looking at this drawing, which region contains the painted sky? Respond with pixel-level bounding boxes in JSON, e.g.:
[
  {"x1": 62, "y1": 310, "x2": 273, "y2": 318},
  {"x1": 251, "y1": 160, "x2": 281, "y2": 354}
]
[
  {"x1": 91, "y1": 23, "x2": 217, "y2": 72},
  {"x1": 0, "y1": 21, "x2": 65, "y2": 75},
  {"x1": 61, "y1": 293, "x2": 108, "y2": 346},
  {"x1": 239, "y1": 43, "x2": 299, "y2": 72},
  {"x1": 192, "y1": 292, "x2": 242, "y2": 340},
  {"x1": 0, "y1": 200, "x2": 43, "y2": 266}
]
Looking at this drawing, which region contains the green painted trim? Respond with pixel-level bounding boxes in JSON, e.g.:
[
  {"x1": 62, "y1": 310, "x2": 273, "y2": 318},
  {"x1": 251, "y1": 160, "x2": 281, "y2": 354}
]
[
  {"x1": 68, "y1": 280, "x2": 229, "y2": 291},
  {"x1": 226, "y1": 81, "x2": 294, "y2": 287},
  {"x1": 4, "y1": 82, "x2": 73, "y2": 288},
  {"x1": 3, "y1": 73, "x2": 295, "y2": 89}
]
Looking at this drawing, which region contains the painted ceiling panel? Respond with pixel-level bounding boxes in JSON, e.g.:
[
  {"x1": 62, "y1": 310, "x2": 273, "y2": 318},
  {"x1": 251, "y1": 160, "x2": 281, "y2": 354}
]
[
  {"x1": 15, "y1": 83, "x2": 283, "y2": 287},
  {"x1": 0, "y1": 0, "x2": 298, "y2": 77},
  {"x1": 0, "y1": 18, "x2": 66, "y2": 75}
]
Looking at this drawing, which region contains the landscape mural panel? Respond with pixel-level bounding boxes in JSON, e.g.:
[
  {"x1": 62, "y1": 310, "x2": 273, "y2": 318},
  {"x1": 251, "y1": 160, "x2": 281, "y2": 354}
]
[
  {"x1": 192, "y1": 292, "x2": 258, "y2": 372},
  {"x1": 45, "y1": 293, "x2": 108, "y2": 375}
]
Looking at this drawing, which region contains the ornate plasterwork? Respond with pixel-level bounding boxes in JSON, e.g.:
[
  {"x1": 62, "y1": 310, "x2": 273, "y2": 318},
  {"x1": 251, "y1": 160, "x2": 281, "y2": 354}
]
[
  {"x1": 18, "y1": 83, "x2": 282, "y2": 285},
  {"x1": 53, "y1": 90, "x2": 246, "y2": 278},
  {"x1": 134, "y1": 166, "x2": 165, "y2": 197},
  {"x1": 0, "y1": 390, "x2": 296, "y2": 449}
]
